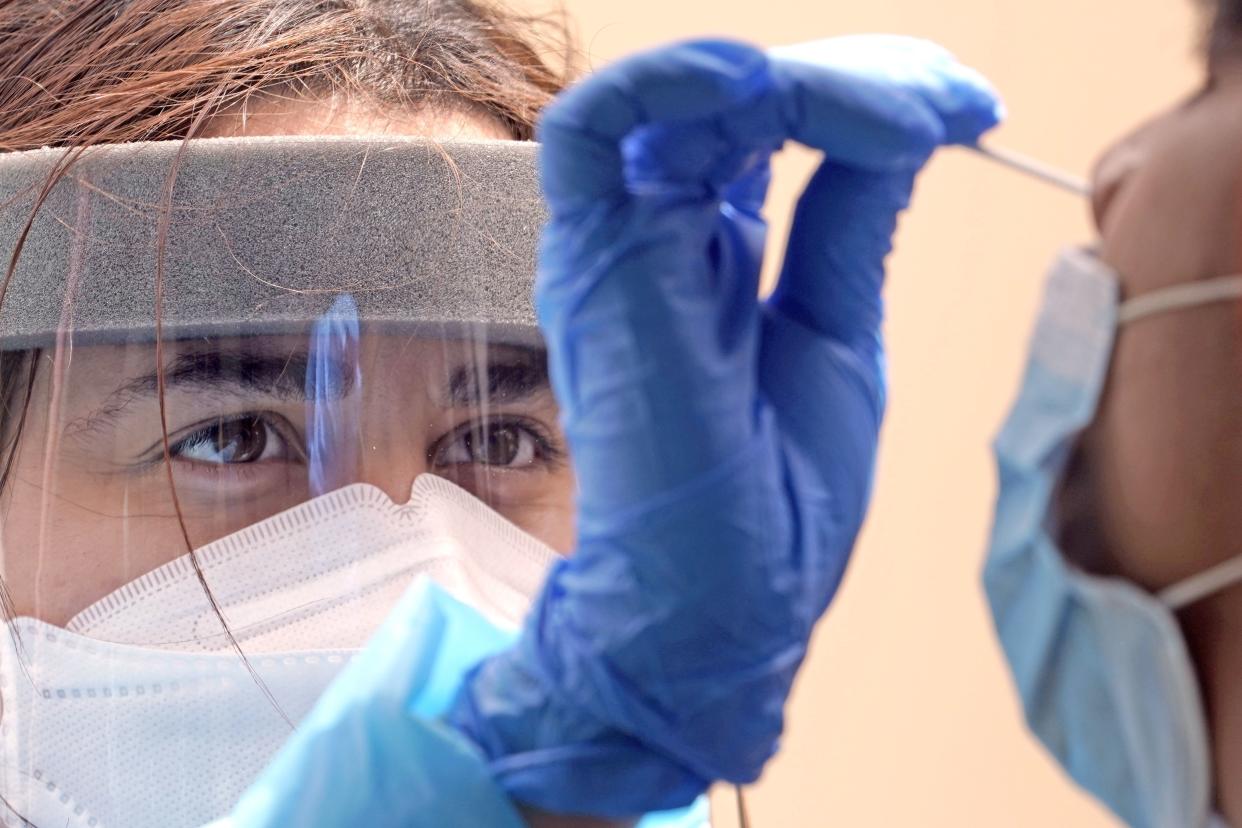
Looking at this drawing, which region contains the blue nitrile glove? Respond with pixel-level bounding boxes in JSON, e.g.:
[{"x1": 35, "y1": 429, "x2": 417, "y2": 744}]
[
  {"x1": 209, "y1": 579, "x2": 526, "y2": 828},
  {"x1": 210, "y1": 576, "x2": 706, "y2": 828},
  {"x1": 446, "y1": 34, "x2": 1003, "y2": 818}
]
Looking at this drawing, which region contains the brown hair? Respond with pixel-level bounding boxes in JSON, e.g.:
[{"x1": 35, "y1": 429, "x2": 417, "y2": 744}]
[{"x1": 0, "y1": 0, "x2": 569, "y2": 150}]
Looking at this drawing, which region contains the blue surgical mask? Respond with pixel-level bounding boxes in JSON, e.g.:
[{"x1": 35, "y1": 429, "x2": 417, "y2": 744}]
[{"x1": 983, "y1": 247, "x2": 1242, "y2": 828}]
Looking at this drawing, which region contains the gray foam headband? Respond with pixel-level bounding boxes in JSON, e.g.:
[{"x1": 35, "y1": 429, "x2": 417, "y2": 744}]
[{"x1": 0, "y1": 136, "x2": 547, "y2": 350}]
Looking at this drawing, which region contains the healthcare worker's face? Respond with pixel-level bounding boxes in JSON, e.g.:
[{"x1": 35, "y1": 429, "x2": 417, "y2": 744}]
[
  {"x1": 1065, "y1": 58, "x2": 1242, "y2": 593},
  {"x1": 0, "y1": 100, "x2": 575, "y2": 627},
  {"x1": 0, "y1": 334, "x2": 574, "y2": 626}
]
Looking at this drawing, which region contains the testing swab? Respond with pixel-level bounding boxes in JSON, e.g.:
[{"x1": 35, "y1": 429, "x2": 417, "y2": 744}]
[{"x1": 968, "y1": 144, "x2": 1091, "y2": 197}]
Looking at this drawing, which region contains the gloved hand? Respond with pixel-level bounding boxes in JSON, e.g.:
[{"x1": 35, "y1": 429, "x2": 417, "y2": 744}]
[
  {"x1": 447, "y1": 35, "x2": 1003, "y2": 817},
  {"x1": 209, "y1": 580, "x2": 527, "y2": 828}
]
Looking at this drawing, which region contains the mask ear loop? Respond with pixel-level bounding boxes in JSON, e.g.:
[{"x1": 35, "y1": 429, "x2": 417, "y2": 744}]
[
  {"x1": 1160, "y1": 557, "x2": 1242, "y2": 611},
  {"x1": 1116, "y1": 246, "x2": 1242, "y2": 608},
  {"x1": 1117, "y1": 276, "x2": 1242, "y2": 325},
  {"x1": 1110, "y1": 143, "x2": 1242, "y2": 327}
]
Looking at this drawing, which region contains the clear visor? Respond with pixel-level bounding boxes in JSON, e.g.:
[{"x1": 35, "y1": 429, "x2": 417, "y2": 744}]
[{"x1": 0, "y1": 310, "x2": 573, "y2": 627}]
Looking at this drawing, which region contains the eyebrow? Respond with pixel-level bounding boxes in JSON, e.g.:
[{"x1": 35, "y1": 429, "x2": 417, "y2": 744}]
[
  {"x1": 115, "y1": 347, "x2": 321, "y2": 403},
  {"x1": 70, "y1": 341, "x2": 551, "y2": 437},
  {"x1": 66, "y1": 343, "x2": 348, "y2": 438},
  {"x1": 444, "y1": 348, "x2": 551, "y2": 407}
]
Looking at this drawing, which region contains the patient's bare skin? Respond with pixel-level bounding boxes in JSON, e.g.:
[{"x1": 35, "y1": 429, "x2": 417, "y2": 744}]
[{"x1": 1064, "y1": 53, "x2": 1242, "y2": 825}]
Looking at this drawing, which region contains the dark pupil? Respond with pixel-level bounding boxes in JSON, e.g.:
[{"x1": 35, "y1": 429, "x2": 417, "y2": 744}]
[
  {"x1": 466, "y1": 425, "x2": 520, "y2": 466},
  {"x1": 214, "y1": 416, "x2": 267, "y2": 463}
]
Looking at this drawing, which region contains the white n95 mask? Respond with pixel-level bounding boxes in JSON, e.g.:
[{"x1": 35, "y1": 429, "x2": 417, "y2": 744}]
[
  {"x1": 0, "y1": 474, "x2": 558, "y2": 828},
  {"x1": 983, "y1": 247, "x2": 1242, "y2": 828},
  {"x1": 64, "y1": 474, "x2": 557, "y2": 650}
]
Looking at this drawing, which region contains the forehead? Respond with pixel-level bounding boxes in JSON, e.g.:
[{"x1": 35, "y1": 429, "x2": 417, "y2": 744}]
[{"x1": 200, "y1": 92, "x2": 514, "y2": 141}]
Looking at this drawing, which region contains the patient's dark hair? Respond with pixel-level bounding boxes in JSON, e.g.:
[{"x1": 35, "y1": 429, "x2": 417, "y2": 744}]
[{"x1": 1210, "y1": 0, "x2": 1242, "y2": 52}]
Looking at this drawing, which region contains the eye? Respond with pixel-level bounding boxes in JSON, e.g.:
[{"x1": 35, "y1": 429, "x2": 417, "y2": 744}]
[
  {"x1": 170, "y1": 414, "x2": 292, "y2": 465},
  {"x1": 431, "y1": 419, "x2": 551, "y2": 469}
]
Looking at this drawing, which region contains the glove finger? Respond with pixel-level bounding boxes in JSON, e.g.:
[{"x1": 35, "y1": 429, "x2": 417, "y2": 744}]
[
  {"x1": 710, "y1": 157, "x2": 773, "y2": 353},
  {"x1": 537, "y1": 39, "x2": 770, "y2": 214},
  {"x1": 769, "y1": 35, "x2": 1004, "y2": 148},
  {"x1": 536, "y1": 197, "x2": 765, "y2": 515},
  {"x1": 539, "y1": 36, "x2": 1001, "y2": 214},
  {"x1": 766, "y1": 158, "x2": 915, "y2": 348},
  {"x1": 759, "y1": 304, "x2": 885, "y2": 593},
  {"x1": 757, "y1": 160, "x2": 909, "y2": 552},
  {"x1": 617, "y1": 63, "x2": 947, "y2": 197},
  {"x1": 537, "y1": 138, "x2": 774, "y2": 514},
  {"x1": 720, "y1": 152, "x2": 772, "y2": 217},
  {"x1": 622, "y1": 119, "x2": 778, "y2": 199},
  {"x1": 746, "y1": 59, "x2": 943, "y2": 172}
]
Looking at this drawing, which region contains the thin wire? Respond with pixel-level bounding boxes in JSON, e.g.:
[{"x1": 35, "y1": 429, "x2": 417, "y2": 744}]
[
  {"x1": 736, "y1": 785, "x2": 751, "y2": 828},
  {"x1": 967, "y1": 144, "x2": 1091, "y2": 197}
]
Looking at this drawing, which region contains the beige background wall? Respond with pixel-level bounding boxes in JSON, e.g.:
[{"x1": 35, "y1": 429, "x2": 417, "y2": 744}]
[{"x1": 538, "y1": 1, "x2": 1206, "y2": 825}]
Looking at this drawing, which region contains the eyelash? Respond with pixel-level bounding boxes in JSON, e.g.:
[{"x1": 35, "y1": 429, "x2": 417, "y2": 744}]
[
  {"x1": 428, "y1": 416, "x2": 565, "y2": 471},
  {"x1": 150, "y1": 413, "x2": 564, "y2": 471},
  {"x1": 165, "y1": 413, "x2": 304, "y2": 467}
]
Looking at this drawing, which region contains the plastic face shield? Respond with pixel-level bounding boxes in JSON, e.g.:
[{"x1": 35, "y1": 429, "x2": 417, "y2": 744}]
[
  {"x1": 0, "y1": 137, "x2": 568, "y2": 826},
  {"x1": 0, "y1": 133, "x2": 574, "y2": 604}
]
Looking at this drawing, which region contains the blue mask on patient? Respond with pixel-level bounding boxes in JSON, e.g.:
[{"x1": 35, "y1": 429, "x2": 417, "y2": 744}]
[{"x1": 983, "y1": 247, "x2": 1242, "y2": 828}]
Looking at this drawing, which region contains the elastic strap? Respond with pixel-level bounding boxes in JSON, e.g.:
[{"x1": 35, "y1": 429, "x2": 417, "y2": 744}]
[
  {"x1": 1118, "y1": 275, "x2": 1242, "y2": 325},
  {"x1": 1160, "y1": 555, "x2": 1242, "y2": 611}
]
